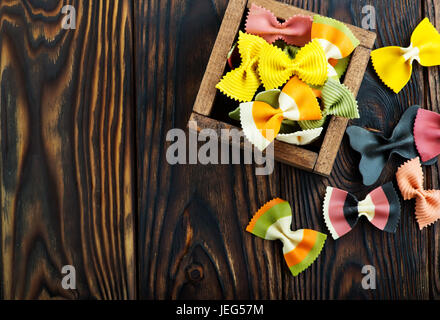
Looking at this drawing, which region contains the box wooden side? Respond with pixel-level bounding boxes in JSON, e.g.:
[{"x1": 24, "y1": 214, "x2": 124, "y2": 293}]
[
  {"x1": 189, "y1": 112, "x2": 319, "y2": 172},
  {"x1": 193, "y1": 0, "x2": 248, "y2": 116},
  {"x1": 314, "y1": 45, "x2": 374, "y2": 176}
]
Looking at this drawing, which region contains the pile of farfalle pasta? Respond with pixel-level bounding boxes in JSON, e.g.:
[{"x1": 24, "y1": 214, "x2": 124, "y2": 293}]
[
  {"x1": 216, "y1": 4, "x2": 360, "y2": 151},
  {"x1": 231, "y1": 7, "x2": 440, "y2": 278}
]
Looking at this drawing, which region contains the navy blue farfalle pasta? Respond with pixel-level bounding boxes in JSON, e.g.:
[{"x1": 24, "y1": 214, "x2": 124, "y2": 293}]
[{"x1": 346, "y1": 105, "x2": 438, "y2": 186}]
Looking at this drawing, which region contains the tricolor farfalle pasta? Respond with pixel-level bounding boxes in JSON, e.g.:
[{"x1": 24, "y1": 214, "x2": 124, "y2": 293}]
[
  {"x1": 216, "y1": 8, "x2": 361, "y2": 102},
  {"x1": 258, "y1": 39, "x2": 329, "y2": 89},
  {"x1": 371, "y1": 18, "x2": 440, "y2": 93},
  {"x1": 346, "y1": 105, "x2": 438, "y2": 186},
  {"x1": 245, "y1": 4, "x2": 313, "y2": 46},
  {"x1": 396, "y1": 157, "x2": 440, "y2": 229},
  {"x1": 323, "y1": 182, "x2": 401, "y2": 240},
  {"x1": 311, "y1": 15, "x2": 360, "y2": 78},
  {"x1": 246, "y1": 198, "x2": 327, "y2": 276},
  {"x1": 240, "y1": 76, "x2": 322, "y2": 151}
]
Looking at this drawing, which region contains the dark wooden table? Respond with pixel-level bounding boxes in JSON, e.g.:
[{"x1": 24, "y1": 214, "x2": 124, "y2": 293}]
[{"x1": 0, "y1": 0, "x2": 439, "y2": 299}]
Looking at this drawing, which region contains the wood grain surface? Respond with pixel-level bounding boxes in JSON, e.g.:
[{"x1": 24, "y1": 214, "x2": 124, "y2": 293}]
[
  {"x1": 1, "y1": 0, "x2": 439, "y2": 300},
  {"x1": 135, "y1": 0, "x2": 440, "y2": 300},
  {"x1": 0, "y1": 0, "x2": 136, "y2": 299}
]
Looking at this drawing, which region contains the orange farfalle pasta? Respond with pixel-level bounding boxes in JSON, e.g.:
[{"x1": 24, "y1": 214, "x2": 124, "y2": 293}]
[
  {"x1": 216, "y1": 31, "x2": 267, "y2": 102},
  {"x1": 396, "y1": 157, "x2": 440, "y2": 229},
  {"x1": 311, "y1": 15, "x2": 360, "y2": 78}
]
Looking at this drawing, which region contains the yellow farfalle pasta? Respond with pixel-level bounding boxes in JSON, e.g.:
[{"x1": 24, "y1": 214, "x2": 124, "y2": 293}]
[{"x1": 371, "y1": 18, "x2": 440, "y2": 94}]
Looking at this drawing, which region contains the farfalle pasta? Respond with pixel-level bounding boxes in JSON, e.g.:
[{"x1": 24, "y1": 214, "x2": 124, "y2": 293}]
[
  {"x1": 217, "y1": 32, "x2": 329, "y2": 101},
  {"x1": 240, "y1": 76, "x2": 322, "y2": 151},
  {"x1": 323, "y1": 182, "x2": 401, "y2": 239},
  {"x1": 245, "y1": 4, "x2": 313, "y2": 46},
  {"x1": 371, "y1": 18, "x2": 440, "y2": 93},
  {"x1": 396, "y1": 158, "x2": 440, "y2": 229},
  {"x1": 347, "y1": 106, "x2": 438, "y2": 186},
  {"x1": 311, "y1": 15, "x2": 360, "y2": 78},
  {"x1": 228, "y1": 88, "x2": 324, "y2": 148},
  {"x1": 258, "y1": 39, "x2": 328, "y2": 90},
  {"x1": 227, "y1": 40, "x2": 300, "y2": 70},
  {"x1": 246, "y1": 198, "x2": 327, "y2": 276},
  {"x1": 217, "y1": 4, "x2": 361, "y2": 151}
]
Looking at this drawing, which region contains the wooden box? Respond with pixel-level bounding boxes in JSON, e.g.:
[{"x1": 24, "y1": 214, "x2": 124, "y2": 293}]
[{"x1": 188, "y1": 0, "x2": 376, "y2": 176}]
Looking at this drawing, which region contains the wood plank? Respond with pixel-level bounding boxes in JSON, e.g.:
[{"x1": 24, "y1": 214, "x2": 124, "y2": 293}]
[
  {"x1": 0, "y1": 0, "x2": 136, "y2": 299},
  {"x1": 424, "y1": 0, "x2": 440, "y2": 300},
  {"x1": 192, "y1": 0, "x2": 248, "y2": 116},
  {"x1": 190, "y1": 112, "x2": 318, "y2": 171},
  {"x1": 263, "y1": 0, "x2": 430, "y2": 299}
]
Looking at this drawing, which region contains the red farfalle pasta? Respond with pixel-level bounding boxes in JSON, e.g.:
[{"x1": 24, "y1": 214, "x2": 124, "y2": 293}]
[
  {"x1": 396, "y1": 157, "x2": 440, "y2": 229},
  {"x1": 245, "y1": 4, "x2": 313, "y2": 46}
]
